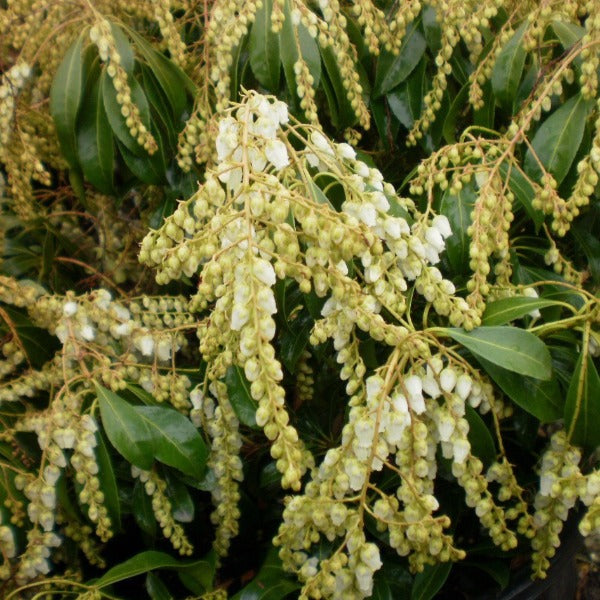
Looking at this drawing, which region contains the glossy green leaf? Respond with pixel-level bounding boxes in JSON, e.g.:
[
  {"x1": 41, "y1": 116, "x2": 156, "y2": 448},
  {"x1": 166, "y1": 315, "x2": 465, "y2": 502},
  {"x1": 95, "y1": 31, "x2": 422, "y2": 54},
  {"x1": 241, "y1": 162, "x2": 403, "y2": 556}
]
[
  {"x1": 110, "y1": 23, "x2": 135, "y2": 75},
  {"x1": 95, "y1": 431, "x2": 121, "y2": 532},
  {"x1": 231, "y1": 548, "x2": 300, "y2": 600},
  {"x1": 552, "y1": 20, "x2": 584, "y2": 70},
  {"x1": 482, "y1": 296, "x2": 562, "y2": 326},
  {"x1": 94, "y1": 550, "x2": 211, "y2": 588},
  {"x1": 96, "y1": 384, "x2": 155, "y2": 470},
  {"x1": 411, "y1": 561, "x2": 452, "y2": 600},
  {"x1": 164, "y1": 471, "x2": 194, "y2": 523},
  {"x1": 571, "y1": 219, "x2": 600, "y2": 283},
  {"x1": 146, "y1": 572, "x2": 173, "y2": 600},
  {"x1": 280, "y1": 311, "x2": 312, "y2": 373},
  {"x1": 133, "y1": 405, "x2": 208, "y2": 479},
  {"x1": 438, "y1": 182, "x2": 475, "y2": 273},
  {"x1": 442, "y1": 83, "x2": 469, "y2": 144},
  {"x1": 465, "y1": 405, "x2": 496, "y2": 467},
  {"x1": 279, "y1": 0, "x2": 320, "y2": 107},
  {"x1": 249, "y1": 0, "x2": 280, "y2": 90},
  {"x1": 77, "y1": 74, "x2": 114, "y2": 194},
  {"x1": 133, "y1": 481, "x2": 157, "y2": 537},
  {"x1": 102, "y1": 71, "x2": 152, "y2": 156},
  {"x1": 422, "y1": 6, "x2": 441, "y2": 53},
  {"x1": 387, "y1": 58, "x2": 426, "y2": 129},
  {"x1": 564, "y1": 352, "x2": 600, "y2": 448},
  {"x1": 225, "y1": 365, "x2": 258, "y2": 428},
  {"x1": 374, "y1": 20, "x2": 426, "y2": 97},
  {"x1": 320, "y1": 44, "x2": 357, "y2": 129},
  {"x1": 128, "y1": 29, "x2": 192, "y2": 119},
  {"x1": 50, "y1": 32, "x2": 86, "y2": 167},
  {"x1": 524, "y1": 93, "x2": 593, "y2": 185},
  {"x1": 499, "y1": 162, "x2": 544, "y2": 229},
  {"x1": 178, "y1": 549, "x2": 217, "y2": 594},
  {"x1": 441, "y1": 326, "x2": 552, "y2": 380},
  {"x1": 491, "y1": 23, "x2": 527, "y2": 110},
  {"x1": 477, "y1": 357, "x2": 562, "y2": 422}
]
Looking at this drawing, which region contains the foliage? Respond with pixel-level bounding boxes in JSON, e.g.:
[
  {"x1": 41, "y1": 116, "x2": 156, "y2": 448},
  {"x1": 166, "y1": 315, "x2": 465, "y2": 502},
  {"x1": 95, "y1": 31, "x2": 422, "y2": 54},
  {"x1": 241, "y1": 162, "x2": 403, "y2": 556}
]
[{"x1": 0, "y1": 0, "x2": 599, "y2": 599}]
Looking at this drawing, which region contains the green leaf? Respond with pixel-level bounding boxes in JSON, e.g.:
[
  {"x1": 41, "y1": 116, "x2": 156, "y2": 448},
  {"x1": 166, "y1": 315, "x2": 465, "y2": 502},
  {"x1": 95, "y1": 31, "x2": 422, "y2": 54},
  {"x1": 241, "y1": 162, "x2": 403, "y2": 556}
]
[
  {"x1": 564, "y1": 352, "x2": 600, "y2": 448},
  {"x1": 77, "y1": 73, "x2": 114, "y2": 194},
  {"x1": 146, "y1": 572, "x2": 173, "y2": 600},
  {"x1": 440, "y1": 326, "x2": 553, "y2": 380},
  {"x1": 164, "y1": 471, "x2": 194, "y2": 523},
  {"x1": 462, "y1": 559, "x2": 509, "y2": 589},
  {"x1": 491, "y1": 23, "x2": 527, "y2": 110},
  {"x1": 225, "y1": 365, "x2": 259, "y2": 428},
  {"x1": 477, "y1": 357, "x2": 562, "y2": 422},
  {"x1": 95, "y1": 431, "x2": 121, "y2": 532},
  {"x1": 374, "y1": 20, "x2": 426, "y2": 97},
  {"x1": 422, "y1": 6, "x2": 441, "y2": 54},
  {"x1": 524, "y1": 93, "x2": 593, "y2": 185},
  {"x1": 231, "y1": 547, "x2": 300, "y2": 600},
  {"x1": 133, "y1": 405, "x2": 208, "y2": 479},
  {"x1": 499, "y1": 162, "x2": 544, "y2": 229},
  {"x1": 280, "y1": 311, "x2": 312, "y2": 373},
  {"x1": 411, "y1": 561, "x2": 452, "y2": 600},
  {"x1": 442, "y1": 83, "x2": 469, "y2": 144},
  {"x1": 50, "y1": 32, "x2": 86, "y2": 168},
  {"x1": 128, "y1": 29, "x2": 192, "y2": 119},
  {"x1": 110, "y1": 23, "x2": 135, "y2": 75},
  {"x1": 94, "y1": 550, "x2": 210, "y2": 588},
  {"x1": 133, "y1": 481, "x2": 157, "y2": 537},
  {"x1": 482, "y1": 296, "x2": 562, "y2": 326},
  {"x1": 178, "y1": 550, "x2": 217, "y2": 594},
  {"x1": 320, "y1": 44, "x2": 357, "y2": 129},
  {"x1": 249, "y1": 0, "x2": 280, "y2": 90},
  {"x1": 102, "y1": 71, "x2": 152, "y2": 156},
  {"x1": 386, "y1": 58, "x2": 426, "y2": 129},
  {"x1": 438, "y1": 182, "x2": 475, "y2": 273},
  {"x1": 465, "y1": 405, "x2": 496, "y2": 467},
  {"x1": 571, "y1": 219, "x2": 600, "y2": 283},
  {"x1": 279, "y1": 0, "x2": 320, "y2": 108},
  {"x1": 96, "y1": 384, "x2": 155, "y2": 470}
]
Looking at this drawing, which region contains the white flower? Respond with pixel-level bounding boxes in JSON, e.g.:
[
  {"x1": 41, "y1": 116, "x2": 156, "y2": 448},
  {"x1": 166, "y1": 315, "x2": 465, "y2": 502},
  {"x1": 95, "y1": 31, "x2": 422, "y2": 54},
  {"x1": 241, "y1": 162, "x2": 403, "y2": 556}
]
[
  {"x1": 256, "y1": 287, "x2": 277, "y2": 314},
  {"x1": 425, "y1": 226, "x2": 445, "y2": 253},
  {"x1": 265, "y1": 139, "x2": 289, "y2": 169},
  {"x1": 455, "y1": 374, "x2": 472, "y2": 400},
  {"x1": 437, "y1": 415, "x2": 455, "y2": 442},
  {"x1": 360, "y1": 543, "x2": 382, "y2": 571},
  {"x1": 439, "y1": 367, "x2": 457, "y2": 393},
  {"x1": 366, "y1": 375, "x2": 384, "y2": 400},
  {"x1": 404, "y1": 375, "x2": 422, "y2": 398},
  {"x1": 63, "y1": 301, "x2": 78, "y2": 317},
  {"x1": 156, "y1": 338, "x2": 172, "y2": 362},
  {"x1": 190, "y1": 387, "x2": 204, "y2": 410},
  {"x1": 137, "y1": 334, "x2": 154, "y2": 356},
  {"x1": 231, "y1": 303, "x2": 249, "y2": 331},
  {"x1": 252, "y1": 116, "x2": 278, "y2": 139},
  {"x1": 311, "y1": 130, "x2": 334, "y2": 155},
  {"x1": 80, "y1": 324, "x2": 96, "y2": 341},
  {"x1": 248, "y1": 147, "x2": 267, "y2": 171},
  {"x1": 253, "y1": 257, "x2": 276, "y2": 286},
  {"x1": 358, "y1": 204, "x2": 377, "y2": 226},
  {"x1": 337, "y1": 142, "x2": 356, "y2": 160},
  {"x1": 355, "y1": 161, "x2": 370, "y2": 178},
  {"x1": 408, "y1": 393, "x2": 426, "y2": 414},
  {"x1": 432, "y1": 214, "x2": 452, "y2": 238},
  {"x1": 273, "y1": 100, "x2": 289, "y2": 124},
  {"x1": 453, "y1": 438, "x2": 470, "y2": 464},
  {"x1": 305, "y1": 152, "x2": 320, "y2": 168},
  {"x1": 523, "y1": 287, "x2": 541, "y2": 318}
]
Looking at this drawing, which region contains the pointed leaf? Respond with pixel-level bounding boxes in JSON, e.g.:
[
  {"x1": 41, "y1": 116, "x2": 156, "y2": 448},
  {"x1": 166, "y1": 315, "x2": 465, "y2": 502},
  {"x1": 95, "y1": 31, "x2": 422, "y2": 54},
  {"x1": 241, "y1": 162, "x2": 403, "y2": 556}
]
[
  {"x1": 249, "y1": 0, "x2": 280, "y2": 90},
  {"x1": 225, "y1": 365, "x2": 259, "y2": 428},
  {"x1": 133, "y1": 405, "x2": 207, "y2": 479},
  {"x1": 499, "y1": 162, "x2": 544, "y2": 229},
  {"x1": 95, "y1": 431, "x2": 121, "y2": 532},
  {"x1": 77, "y1": 73, "x2": 114, "y2": 194},
  {"x1": 491, "y1": 23, "x2": 527, "y2": 110},
  {"x1": 465, "y1": 405, "x2": 496, "y2": 467},
  {"x1": 438, "y1": 182, "x2": 476, "y2": 273},
  {"x1": 374, "y1": 20, "x2": 426, "y2": 97},
  {"x1": 482, "y1": 296, "x2": 562, "y2": 326},
  {"x1": 477, "y1": 357, "x2": 562, "y2": 422},
  {"x1": 441, "y1": 326, "x2": 552, "y2": 380},
  {"x1": 146, "y1": 572, "x2": 173, "y2": 600},
  {"x1": 50, "y1": 32, "x2": 86, "y2": 167},
  {"x1": 564, "y1": 353, "x2": 600, "y2": 448},
  {"x1": 96, "y1": 384, "x2": 154, "y2": 470},
  {"x1": 102, "y1": 71, "x2": 152, "y2": 156},
  {"x1": 524, "y1": 94, "x2": 593, "y2": 185},
  {"x1": 411, "y1": 561, "x2": 452, "y2": 600},
  {"x1": 94, "y1": 550, "x2": 210, "y2": 588}
]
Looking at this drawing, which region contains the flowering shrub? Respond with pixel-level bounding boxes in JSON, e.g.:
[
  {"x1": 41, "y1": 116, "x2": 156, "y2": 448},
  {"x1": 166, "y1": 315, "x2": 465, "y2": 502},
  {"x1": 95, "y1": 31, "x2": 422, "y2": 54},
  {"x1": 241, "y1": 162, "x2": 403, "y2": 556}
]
[{"x1": 0, "y1": 0, "x2": 599, "y2": 599}]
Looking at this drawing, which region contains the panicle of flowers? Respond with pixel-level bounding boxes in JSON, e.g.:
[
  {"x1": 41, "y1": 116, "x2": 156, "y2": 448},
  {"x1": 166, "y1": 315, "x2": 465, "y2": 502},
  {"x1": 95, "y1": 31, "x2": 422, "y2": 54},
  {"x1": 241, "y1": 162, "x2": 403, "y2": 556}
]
[
  {"x1": 89, "y1": 20, "x2": 157, "y2": 155},
  {"x1": 0, "y1": 63, "x2": 31, "y2": 154},
  {"x1": 150, "y1": 0, "x2": 188, "y2": 69},
  {"x1": 131, "y1": 466, "x2": 194, "y2": 555}
]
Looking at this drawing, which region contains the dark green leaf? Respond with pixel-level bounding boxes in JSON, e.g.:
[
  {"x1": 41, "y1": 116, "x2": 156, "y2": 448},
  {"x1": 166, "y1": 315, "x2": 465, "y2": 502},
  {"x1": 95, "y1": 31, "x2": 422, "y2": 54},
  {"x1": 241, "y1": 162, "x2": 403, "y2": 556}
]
[
  {"x1": 110, "y1": 23, "x2": 135, "y2": 75},
  {"x1": 320, "y1": 44, "x2": 357, "y2": 129},
  {"x1": 133, "y1": 481, "x2": 157, "y2": 537},
  {"x1": 462, "y1": 559, "x2": 509, "y2": 589},
  {"x1": 231, "y1": 548, "x2": 300, "y2": 600},
  {"x1": 96, "y1": 384, "x2": 154, "y2": 470},
  {"x1": 146, "y1": 572, "x2": 173, "y2": 600},
  {"x1": 571, "y1": 220, "x2": 600, "y2": 283},
  {"x1": 564, "y1": 352, "x2": 600, "y2": 448},
  {"x1": 77, "y1": 74, "x2": 114, "y2": 194},
  {"x1": 482, "y1": 296, "x2": 562, "y2": 326},
  {"x1": 164, "y1": 471, "x2": 194, "y2": 523},
  {"x1": 249, "y1": 0, "x2": 280, "y2": 90},
  {"x1": 499, "y1": 162, "x2": 544, "y2": 229},
  {"x1": 374, "y1": 20, "x2": 426, "y2": 97},
  {"x1": 280, "y1": 312, "x2": 312, "y2": 373},
  {"x1": 552, "y1": 21, "x2": 584, "y2": 63},
  {"x1": 524, "y1": 93, "x2": 593, "y2": 185},
  {"x1": 465, "y1": 405, "x2": 496, "y2": 467},
  {"x1": 441, "y1": 326, "x2": 552, "y2": 380},
  {"x1": 478, "y1": 357, "x2": 562, "y2": 422},
  {"x1": 442, "y1": 83, "x2": 469, "y2": 144},
  {"x1": 95, "y1": 431, "x2": 121, "y2": 532},
  {"x1": 411, "y1": 561, "x2": 452, "y2": 600},
  {"x1": 386, "y1": 58, "x2": 426, "y2": 129},
  {"x1": 225, "y1": 365, "x2": 258, "y2": 428},
  {"x1": 279, "y1": 0, "x2": 320, "y2": 110},
  {"x1": 94, "y1": 550, "x2": 210, "y2": 588},
  {"x1": 50, "y1": 32, "x2": 86, "y2": 168},
  {"x1": 438, "y1": 182, "x2": 475, "y2": 273},
  {"x1": 422, "y1": 7, "x2": 441, "y2": 53},
  {"x1": 491, "y1": 23, "x2": 527, "y2": 110},
  {"x1": 102, "y1": 72, "x2": 152, "y2": 156},
  {"x1": 133, "y1": 405, "x2": 208, "y2": 479}
]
